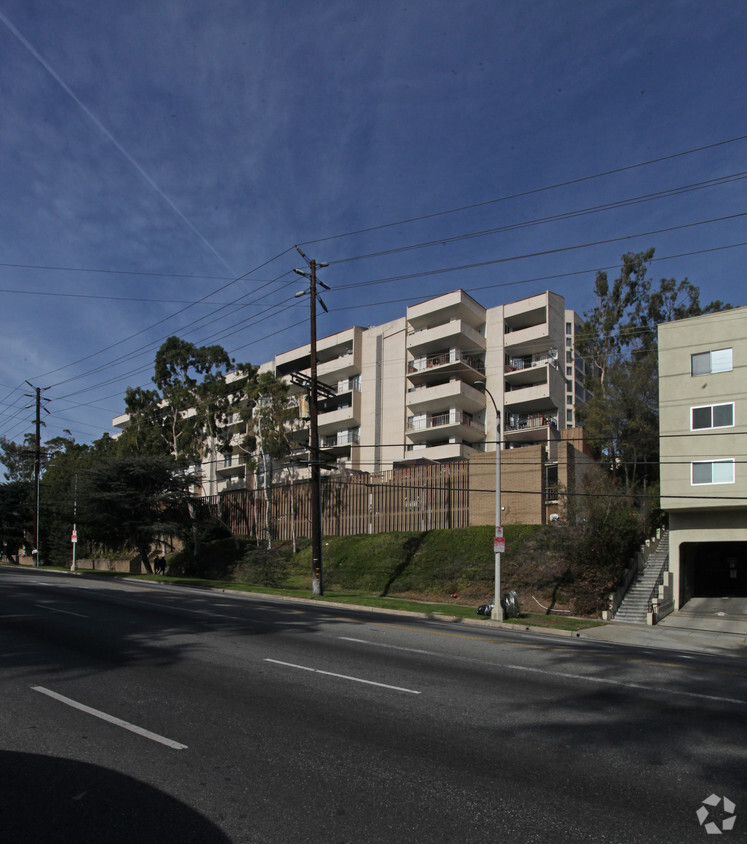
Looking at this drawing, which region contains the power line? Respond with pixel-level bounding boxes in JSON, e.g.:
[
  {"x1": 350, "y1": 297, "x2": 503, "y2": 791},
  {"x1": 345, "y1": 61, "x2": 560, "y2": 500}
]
[
  {"x1": 327, "y1": 173, "x2": 747, "y2": 266},
  {"x1": 299, "y1": 133, "x2": 747, "y2": 245}
]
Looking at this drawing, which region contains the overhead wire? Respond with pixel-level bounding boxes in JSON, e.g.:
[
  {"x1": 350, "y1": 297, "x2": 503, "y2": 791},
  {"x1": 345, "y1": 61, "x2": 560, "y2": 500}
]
[{"x1": 2, "y1": 132, "x2": 745, "y2": 447}]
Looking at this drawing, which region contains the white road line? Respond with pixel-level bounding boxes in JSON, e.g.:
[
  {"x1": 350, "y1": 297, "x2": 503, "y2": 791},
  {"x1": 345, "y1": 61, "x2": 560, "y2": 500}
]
[
  {"x1": 339, "y1": 636, "x2": 745, "y2": 705},
  {"x1": 34, "y1": 604, "x2": 88, "y2": 618},
  {"x1": 264, "y1": 658, "x2": 421, "y2": 695},
  {"x1": 503, "y1": 663, "x2": 746, "y2": 705},
  {"x1": 31, "y1": 686, "x2": 188, "y2": 750}
]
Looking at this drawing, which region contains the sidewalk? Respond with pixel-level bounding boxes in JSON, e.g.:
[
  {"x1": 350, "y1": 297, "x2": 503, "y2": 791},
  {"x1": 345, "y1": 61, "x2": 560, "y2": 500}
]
[{"x1": 576, "y1": 597, "x2": 747, "y2": 658}]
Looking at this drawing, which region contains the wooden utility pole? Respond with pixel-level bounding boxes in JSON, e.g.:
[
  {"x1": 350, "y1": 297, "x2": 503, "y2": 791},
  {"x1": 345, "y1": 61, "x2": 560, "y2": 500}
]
[
  {"x1": 294, "y1": 247, "x2": 330, "y2": 596},
  {"x1": 24, "y1": 382, "x2": 49, "y2": 566},
  {"x1": 308, "y1": 258, "x2": 324, "y2": 595},
  {"x1": 33, "y1": 386, "x2": 41, "y2": 567}
]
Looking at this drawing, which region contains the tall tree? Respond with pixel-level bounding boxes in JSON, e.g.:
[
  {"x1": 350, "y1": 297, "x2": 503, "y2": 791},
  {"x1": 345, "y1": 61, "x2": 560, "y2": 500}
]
[
  {"x1": 121, "y1": 337, "x2": 255, "y2": 460},
  {"x1": 79, "y1": 454, "x2": 195, "y2": 574},
  {"x1": 576, "y1": 249, "x2": 730, "y2": 492},
  {"x1": 119, "y1": 337, "x2": 257, "y2": 553},
  {"x1": 238, "y1": 371, "x2": 300, "y2": 548},
  {"x1": 0, "y1": 481, "x2": 32, "y2": 562}
]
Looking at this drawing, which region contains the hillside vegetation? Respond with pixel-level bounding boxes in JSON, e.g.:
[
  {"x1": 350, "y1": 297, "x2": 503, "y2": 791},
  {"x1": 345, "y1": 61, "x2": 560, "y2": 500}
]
[{"x1": 171, "y1": 513, "x2": 647, "y2": 616}]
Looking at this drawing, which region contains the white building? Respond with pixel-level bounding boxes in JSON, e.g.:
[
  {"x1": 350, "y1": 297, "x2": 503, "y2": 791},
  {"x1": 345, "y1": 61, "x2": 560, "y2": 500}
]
[{"x1": 193, "y1": 288, "x2": 586, "y2": 494}]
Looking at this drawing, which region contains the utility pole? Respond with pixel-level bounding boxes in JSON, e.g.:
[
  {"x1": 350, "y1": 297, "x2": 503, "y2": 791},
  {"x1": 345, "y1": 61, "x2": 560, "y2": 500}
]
[
  {"x1": 33, "y1": 387, "x2": 41, "y2": 567},
  {"x1": 294, "y1": 247, "x2": 330, "y2": 595},
  {"x1": 25, "y1": 382, "x2": 50, "y2": 567}
]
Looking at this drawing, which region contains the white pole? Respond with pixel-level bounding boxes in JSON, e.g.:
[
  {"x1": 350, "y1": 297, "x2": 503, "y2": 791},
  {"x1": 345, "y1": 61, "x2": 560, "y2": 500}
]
[
  {"x1": 492, "y1": 408, "x2": 504, "y2": 622},
  {"x1": 71, "y1": 474, "x2": 78, "y2": 572},
  {"x1": 476, "y1": 381, "x2": 504, "y2": 622}
]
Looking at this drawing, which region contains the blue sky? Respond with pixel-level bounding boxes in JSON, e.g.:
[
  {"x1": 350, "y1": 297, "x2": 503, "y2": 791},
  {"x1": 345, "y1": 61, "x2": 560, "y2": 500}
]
[{"x1": 0, "y1": 0, "x2": 744, "y2": 451}]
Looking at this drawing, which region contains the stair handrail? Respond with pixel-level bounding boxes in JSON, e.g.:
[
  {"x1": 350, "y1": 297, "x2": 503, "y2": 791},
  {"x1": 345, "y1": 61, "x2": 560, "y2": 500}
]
[
  {"x1": 646, "y1": 538, "x2": 672, "y2": 622},
  {"x1": 605, "y1": 528, "x2": 664, "y2": 619}
]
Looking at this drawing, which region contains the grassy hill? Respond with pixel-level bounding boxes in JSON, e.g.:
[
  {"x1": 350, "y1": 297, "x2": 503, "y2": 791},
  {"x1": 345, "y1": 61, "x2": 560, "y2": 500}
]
[{"x1": 169, "y1": 518, "x2": 644, "y2": 617}]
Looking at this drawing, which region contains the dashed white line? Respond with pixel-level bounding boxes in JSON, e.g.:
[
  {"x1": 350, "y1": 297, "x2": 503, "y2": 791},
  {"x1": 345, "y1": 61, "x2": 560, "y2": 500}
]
[
  {"x1": 264, "y1": 658, "x2": 421, "y2": 695},
  {"x1": 339, "y1": 636, "x2": 745, "y2": 705},
  {"x1": 32, "y1": 686, "x2": 188, "y2": 749},
  {"x1": 34, "y1": 604, "x2": 88, "y2": 618}
]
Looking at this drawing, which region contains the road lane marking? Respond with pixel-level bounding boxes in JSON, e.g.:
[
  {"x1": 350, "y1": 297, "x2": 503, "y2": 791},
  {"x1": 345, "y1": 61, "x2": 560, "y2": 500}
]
[
  {"x1": 503, "y1": 663, "x2": 746, "y2": 705},
  {"x1": 31, "y1": 686, "x2": 188, "y2": 749},
  {"x1": 33, "y1": 603, "x2": 88, "y2": 618},
  {"x1": 339, "y1": 636, "x2": 745, "y2": 705},
  {"x1": 373, "y1": 624, "x2": 747, "y2": 679},
  {"x1": 264, "y1": 658, "x2": 421, "y2": 695}
]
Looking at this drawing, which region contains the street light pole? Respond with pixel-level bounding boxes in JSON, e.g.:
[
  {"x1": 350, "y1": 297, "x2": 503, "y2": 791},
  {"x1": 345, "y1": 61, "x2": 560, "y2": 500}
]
[{"x1": 476, "y1": 381, "x2": 504, "y2": 621}]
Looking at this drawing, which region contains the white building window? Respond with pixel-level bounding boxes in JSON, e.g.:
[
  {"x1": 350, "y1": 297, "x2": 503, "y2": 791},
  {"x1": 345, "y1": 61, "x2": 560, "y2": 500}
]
[
  {"x1": 691, "y1": 348, "x2": 732, "y2": 376},
  {"x1": 691, "y1": 459, "x2": 735, "y2": 485},
  {"x1": 691, "y1": 403, "x2": 734, "y2": 430}
]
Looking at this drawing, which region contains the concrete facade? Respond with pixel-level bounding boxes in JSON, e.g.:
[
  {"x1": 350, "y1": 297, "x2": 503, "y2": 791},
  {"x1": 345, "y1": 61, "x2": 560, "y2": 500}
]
[
  {"x1": 114, "y1": 288, "x2": 591, "y2": 524},
  {"x1": 659, "y1": 307, "x2": 747, "y2": 608}
]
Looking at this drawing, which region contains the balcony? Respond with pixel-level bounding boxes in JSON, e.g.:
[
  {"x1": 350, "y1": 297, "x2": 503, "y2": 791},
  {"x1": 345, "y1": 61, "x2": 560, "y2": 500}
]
[
  {"x1": 275, "y1": 327, "x2": 362, "y2": 380},
  {"x1": 505, "y1": 351, "x2": 557, "y2": 373},
  {"x1": 406, "y1": 410, "x2": 485, "y2": 443},
  {"x1": 402, "y1": 441, "x2": 480, "y2": 462},
  {"x1": 317, "y1": 389, "x2": 362, "y2": 435},
  {"x1": 216, "y1": 454, "x2": 247, "y2": 476},
  {"x1": 407, "y1": 319, "x2": 486, "y2": 355},
  {"x1": 318, "y1": 344, "x2": 361, "y2": 382},
  {"x1": 407, "y1": 289, "x2": 485, "y2": 332},
  {"x1": 503, "y1": 320, "x2": 552, "y2": 353},
  {"x1": 406, "y1": 379, "x2": 485, "y2": 414},
  {"x1": 320, "y1": 428, "x2": 360, "y2": 456},
  {"x1": 504, "y1": 413, "x2": 560, "y2": 445},
  {"x1": 504, "y1": 382, "x2": 556, "y2": 413},
  {"x1": 407, "y1": 350, "x2": 485, "y2": 386}
]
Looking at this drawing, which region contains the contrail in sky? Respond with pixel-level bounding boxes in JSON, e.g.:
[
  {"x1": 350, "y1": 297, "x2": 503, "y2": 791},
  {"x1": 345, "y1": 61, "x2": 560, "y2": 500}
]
[{"x1": 0, "y1": 10, "x2": 237, "y2": 276}]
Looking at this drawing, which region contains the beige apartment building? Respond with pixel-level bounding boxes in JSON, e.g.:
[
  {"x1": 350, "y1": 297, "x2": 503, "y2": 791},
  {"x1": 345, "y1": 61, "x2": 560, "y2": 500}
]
[
  {"x1": 204, "y1": 289, "x2": 590, "y2": 514},
  {"x1": 114, "y1": 288, "x2": 592, "y2": 526},
  {"x1": 659, "y1": 306, "x2": 747, "y2": 608}
]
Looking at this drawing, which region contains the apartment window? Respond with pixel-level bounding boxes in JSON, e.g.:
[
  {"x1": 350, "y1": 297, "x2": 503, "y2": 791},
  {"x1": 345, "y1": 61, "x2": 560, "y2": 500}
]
[
  {"x1": 566, "y1": 322, "x2": 572, "y2": 334},
  {"x1": 691, "y1": 348, "x2": 732, "y2": 376},
  {"x1": 566, "y1": 366, "x2": 573, "y2": 377},
  {"x1": 566, "y1": 409, "x2": 573, "y2": 423},
  {"x1": 566, "y1": 350, "x2": 573, "y2": 363},
  {"x1": 566, "y1": 337, "x2": 572, "y2": 347},
  {"x1": 566, "y1": 393, "x2": 573, "y2": 405},
  {"x1": 691, "y1": 403, "x2": 734, "y2": 430},
  {"x1": 692, "y1": 459, "x2": 734, "y2": 485}
]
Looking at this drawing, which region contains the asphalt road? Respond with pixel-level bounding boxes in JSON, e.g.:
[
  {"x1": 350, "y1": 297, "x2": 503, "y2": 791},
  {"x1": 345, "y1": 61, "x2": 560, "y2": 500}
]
[{"x1": 1, "y1": 566, "x2": 745, "y2": 843}]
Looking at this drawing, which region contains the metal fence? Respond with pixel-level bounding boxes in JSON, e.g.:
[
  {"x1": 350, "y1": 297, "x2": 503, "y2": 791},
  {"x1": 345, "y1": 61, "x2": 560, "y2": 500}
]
[{"x1": 203, "y1": 461, "x2": 471, "y2": 540}]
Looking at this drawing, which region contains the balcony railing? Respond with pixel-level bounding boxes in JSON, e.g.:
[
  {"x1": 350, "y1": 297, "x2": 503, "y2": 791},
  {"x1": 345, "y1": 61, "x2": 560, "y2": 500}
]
[
  {"x1": 406, "y1": 411, "x2": 484, "y2": 434},
  {"x1": 505, "y1": 351, "x2": 556, "y2": 372},
  {"x1": 407, "y1": 350, "x2": 485, "y2": 375},
  {"x1": 505, "y1": 413, "x2": 558, "y2": 431},
  {"x1": 320, "y1": 429, "x2": 360, "y2": 448}
]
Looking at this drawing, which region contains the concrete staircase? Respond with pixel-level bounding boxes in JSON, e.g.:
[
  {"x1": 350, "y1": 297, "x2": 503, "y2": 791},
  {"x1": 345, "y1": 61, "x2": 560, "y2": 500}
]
[{"x1": 614, "y1": 530, "x2": 670, "y2": 624}]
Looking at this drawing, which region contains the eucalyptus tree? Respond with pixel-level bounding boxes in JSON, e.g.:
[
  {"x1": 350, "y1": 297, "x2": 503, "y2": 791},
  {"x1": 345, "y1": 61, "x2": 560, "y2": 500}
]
[
  {"x1": 119, "y1": 337, "x2": 257, "y2": 553},
  {"x1": 238, "y1": 371, "x2": 301, "y2": 548},
  {"x1": 575, "y1": 249, "x2": 730, "y2": 493}
]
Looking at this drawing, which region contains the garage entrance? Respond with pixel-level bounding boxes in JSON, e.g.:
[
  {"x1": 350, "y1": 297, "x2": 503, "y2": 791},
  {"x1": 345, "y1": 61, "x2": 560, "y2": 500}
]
[{"x1": 680, "y1": 541, "x2": 747, "y2": 602}]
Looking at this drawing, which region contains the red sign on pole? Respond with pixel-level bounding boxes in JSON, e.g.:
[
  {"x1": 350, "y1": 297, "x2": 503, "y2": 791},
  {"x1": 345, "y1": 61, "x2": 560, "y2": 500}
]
[
  {"x1": 494, "y1": 526, "x2": 505, "y2": 552},
  {"x1": 71, "y1": 530, "x2": 77, "y2": 544}
]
